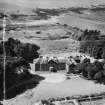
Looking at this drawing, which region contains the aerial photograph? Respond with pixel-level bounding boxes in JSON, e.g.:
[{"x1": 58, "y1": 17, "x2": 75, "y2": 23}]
[{"x1": 0, "y1": 0, "x2": 105, "y2": 105}]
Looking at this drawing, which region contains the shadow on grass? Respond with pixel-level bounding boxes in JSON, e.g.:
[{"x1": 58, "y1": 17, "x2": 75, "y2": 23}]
[{"x1": 0, "y1": 74, "x2": 44, "y2": 100}]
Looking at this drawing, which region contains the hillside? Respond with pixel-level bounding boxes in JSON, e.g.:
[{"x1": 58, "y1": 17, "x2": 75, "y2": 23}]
[
  {"x1": 3, "y1": 23, "x2": 81, "y2": 55},
  {"x1": 1, "y1": 5, "x2": 105, "y2": 55},
  {"x1": 0, "y1": 0, "x2": 105, "y2": 10}
]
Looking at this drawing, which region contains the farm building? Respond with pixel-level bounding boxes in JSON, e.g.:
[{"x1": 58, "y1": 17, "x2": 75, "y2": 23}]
[{"x1": 30, "y1": 54, "x2": 86, "y2": 72}]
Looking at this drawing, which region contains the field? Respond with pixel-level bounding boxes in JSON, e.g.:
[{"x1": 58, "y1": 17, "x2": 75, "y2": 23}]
[
  {"x1": 1, "y1": 4, "x2": 105, "y2": 105},
  {"x1": 3, "y1": 72, "x2": 105, "y2": 105},
  {"x1": 0, "y1": 15, "x2": 81, "y2": 55},
  {"x1": 1, "y1": 5, "x2": 105, "y2": 55}
]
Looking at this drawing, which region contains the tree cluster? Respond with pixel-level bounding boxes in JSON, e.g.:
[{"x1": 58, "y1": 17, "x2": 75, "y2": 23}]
[
  {"x1": 77, "y1": 58, "x2": 105, "y2": 84},
  {"x1": 0, "y1": 38, "x2": 40, "y2": 62},
  {"x1": 0, "y1": 38, "x2": 41, "y2": 99},
  {"x1": 0, "y1": 57, "x2": 44, "y2": 99},
  {"x1": 79, "y1": 29, "x2": 105, "y2": 59}
]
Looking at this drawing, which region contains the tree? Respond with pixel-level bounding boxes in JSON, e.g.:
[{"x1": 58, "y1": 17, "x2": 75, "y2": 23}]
[
  {"x1": 0, "y1": 38, "x2": 40, "y2": 62},
  {"x1": 79, "y1": 29, "x2": 105, "y2": 59}
]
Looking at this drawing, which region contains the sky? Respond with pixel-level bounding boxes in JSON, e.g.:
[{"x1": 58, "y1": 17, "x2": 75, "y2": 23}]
[{"x1": 0, "y1": 0, "x2": 105, "y2": 9}]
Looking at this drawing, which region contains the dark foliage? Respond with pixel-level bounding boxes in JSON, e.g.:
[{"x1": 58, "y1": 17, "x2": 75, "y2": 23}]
[
  {"x1": 0, "y1": 38, "x2": 40, "y2": 62},
  {"x1": 79, "y1": 29, "x2": 105, "y2": 59},
  {"x1": 77, "y1": 59, "x2": 105, "y2": 84},
  {"x1": 41, "y1": 100, "x2": 55, "y2": 105},
  {"x1": 0, "y1": 27, "x2": 2, "y2": 31},
  {"x1": 80, "y1": 29, "x2": 100, "y2": 41},
  {"x1": 0, "y1": 57, "x2": 44, "y2": 100},
  {"x1": 0, "y1": 38, "x2": 42, "y2": 100},
  {"x1": 0, "y1": 60, "x2": 3, "y2": 100}
]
